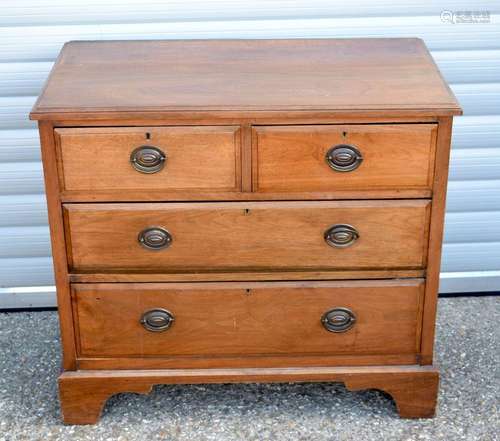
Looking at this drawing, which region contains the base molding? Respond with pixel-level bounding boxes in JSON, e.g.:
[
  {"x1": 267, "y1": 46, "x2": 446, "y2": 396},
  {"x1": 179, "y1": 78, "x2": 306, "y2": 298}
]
[{"x1": 59, "y1": 365, "x2": 439, "y2": 424}]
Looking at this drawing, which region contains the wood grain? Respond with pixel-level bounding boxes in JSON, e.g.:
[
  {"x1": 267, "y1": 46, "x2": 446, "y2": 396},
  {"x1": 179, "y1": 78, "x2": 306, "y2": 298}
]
[
  {"x1": 58, "y1": 365, "x2": 439, "y2": 424},
  {"x1": 59, "y1": 188, "x2": 432, "y2": 203},
  {"x1": 76, "y1": 353, "x2": 419, "y2": 371},
  {"x1": 420, "y1": 117, "x2": 454, "y2": 364},
  {"x1": 49, "y1": 115, "x2": 440, "y2": 127},
  {"x1": 68, "y1": 269, "x2": 425, "y2": 283},
  {"x1": 72, "y1": 280, "x2": 424, "y2": 358},
  {"x1": 38, "y1": 121, "x2": 77, "y2": 370},
  {"x1": 240, "y1": 123, "x2": 253, "y2": 192},
  {"x1": 63, "y1": 200, "x2": 431, "y2": 272},
  {"x1": 55, "y1": 126, "x2": 241, "y2": 192},
  {"x1": 253, "y1": 124, "x2": 437, "y2": 192},
  {"x1": 30, "y1": 38, "x2": 459, "y2": 424},
  {"x1": 30, "y1": 39, "x2": 461, "y2": 120}
]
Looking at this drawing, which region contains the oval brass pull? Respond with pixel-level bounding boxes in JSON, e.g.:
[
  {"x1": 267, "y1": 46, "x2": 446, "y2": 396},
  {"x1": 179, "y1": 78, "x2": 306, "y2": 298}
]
[
  {"x1": 325, "y1": 144, "x2": 363, "y2": 172},
  {"x1": 138, "y1": 227, "x2": 172, "y2": 250},
  {"x1": 130, "y1": 145, "x2": 166, "y2": 173},
  {"x1": 324, "y1": 224, "x2": 359, "y2": 248},
  {"x1": 140, "y1": 308, "x2": 174, "y2": 332},
  {"x1": 321, "y1": 307, "x2": 356, "y2": 333}
]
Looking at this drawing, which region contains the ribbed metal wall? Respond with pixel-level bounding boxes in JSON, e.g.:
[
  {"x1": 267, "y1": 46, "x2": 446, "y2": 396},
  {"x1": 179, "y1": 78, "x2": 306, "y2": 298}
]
[{"x1": 0, "y1": 1, "x2": 499, "y2": 307}]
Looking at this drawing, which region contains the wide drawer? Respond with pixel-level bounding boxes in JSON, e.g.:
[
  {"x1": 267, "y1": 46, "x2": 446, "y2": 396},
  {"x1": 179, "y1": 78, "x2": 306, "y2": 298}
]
[
  {"x1": 64, "y1": 200, "x2": 430, "y2": 272},
  {"x1": 55, "y1": 126, "x2": 241, "y2": 192},
  {"x1": 253, "y1": 124, "x2": 437, "y2": 192},
  {"x1": 73, "y1": 280, "x2": 424, "y2": 358}
]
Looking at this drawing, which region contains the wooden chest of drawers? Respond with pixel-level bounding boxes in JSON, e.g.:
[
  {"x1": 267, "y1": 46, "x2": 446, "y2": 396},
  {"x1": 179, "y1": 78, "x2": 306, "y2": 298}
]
[{"x1": 30, "y1": 38, "x2": 461, "y2": 424}]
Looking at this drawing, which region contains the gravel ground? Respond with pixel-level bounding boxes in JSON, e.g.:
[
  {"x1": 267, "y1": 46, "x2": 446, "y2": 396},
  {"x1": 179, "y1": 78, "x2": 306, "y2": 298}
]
[{"x1": 0, "y1": 296, "x2": 498, "y2": 441}]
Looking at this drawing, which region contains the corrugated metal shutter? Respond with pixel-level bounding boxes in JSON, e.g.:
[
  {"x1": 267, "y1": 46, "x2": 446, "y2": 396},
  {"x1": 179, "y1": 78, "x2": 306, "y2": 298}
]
[{"x1": 1, "y1": 1, "x2": 499, "y2": 307}]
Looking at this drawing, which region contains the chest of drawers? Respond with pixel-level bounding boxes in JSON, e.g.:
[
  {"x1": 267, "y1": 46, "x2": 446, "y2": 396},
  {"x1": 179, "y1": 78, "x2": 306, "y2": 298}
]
[{"x1": 30, "y1": 38, "x2": 461, "y2": 424}]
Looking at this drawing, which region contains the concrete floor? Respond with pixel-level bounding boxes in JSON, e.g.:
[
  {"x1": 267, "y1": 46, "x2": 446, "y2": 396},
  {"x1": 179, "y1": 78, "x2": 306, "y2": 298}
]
[{"x1": 0, "y1": 296, "x2": 498, "y2": 441}]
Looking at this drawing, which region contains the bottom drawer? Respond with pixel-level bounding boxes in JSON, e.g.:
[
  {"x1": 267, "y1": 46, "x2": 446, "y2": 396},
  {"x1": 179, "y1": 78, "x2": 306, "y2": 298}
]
[{"x1": 73, "y1": 280, "x2": 424, "y2": 360}]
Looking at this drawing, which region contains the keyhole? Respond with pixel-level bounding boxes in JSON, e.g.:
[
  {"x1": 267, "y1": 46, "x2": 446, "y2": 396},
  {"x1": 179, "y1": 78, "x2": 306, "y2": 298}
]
[{"x1": 145, "y1": 132, "x2": 151, "y2": 140}]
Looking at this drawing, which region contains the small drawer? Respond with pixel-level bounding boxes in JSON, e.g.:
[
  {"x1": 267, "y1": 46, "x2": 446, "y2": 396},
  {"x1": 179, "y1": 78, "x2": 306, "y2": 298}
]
[
  {"x1": 55, "y1": 126, "x2": 241, "y2": 193},
  {"x1": 252, "y1": 124, "x2": 437, "y2": 193},
  {"x1": 73, "y1": 280, "x2": 424, "y2": 358},
  {"x1": 64, "y1": 200, "x2": 430, "y2": 273}
]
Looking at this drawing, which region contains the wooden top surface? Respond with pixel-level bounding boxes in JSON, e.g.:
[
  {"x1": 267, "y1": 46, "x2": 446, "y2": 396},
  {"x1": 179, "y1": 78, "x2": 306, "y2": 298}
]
[{"x1": 30, "y1": 39, "x2": 461, "y2": 120}]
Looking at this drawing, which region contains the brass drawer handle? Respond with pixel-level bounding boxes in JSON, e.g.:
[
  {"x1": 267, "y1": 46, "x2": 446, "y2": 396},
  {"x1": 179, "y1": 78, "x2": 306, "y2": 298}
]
[
  {"x1": 321, "y1": 307, "x2": 356, "y2": 333},
  {"x1": 325, "y1": 144, "x2": 363, "y2": 172},
  {"x1": 140, "y1": 308, "x2": 175, "y2": 332},
  {"x1": 324, "y1": 224, "x2": 359, "y2": 248},
  {"x1": 130, "y1": 145, "x2": 166, "y2": 173},
  {"x1": 138, "y1": 227, "x2": 172, "y2": 250}
]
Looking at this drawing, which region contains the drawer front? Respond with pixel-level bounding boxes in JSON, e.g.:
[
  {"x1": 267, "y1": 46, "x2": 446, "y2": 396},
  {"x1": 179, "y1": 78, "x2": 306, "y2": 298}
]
[
  {"x1": 64, "y1": 200, "x2": 430, "y2": 272},
  {"x1": 55, "y1": 126, "x2": 241, "y2": 192},
  {"x1": 73, "y1": 280, "x2": 424, "y2": 358},
  {"x1": 253, "y1": 124, "x2": 437, "y2": 192}
]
